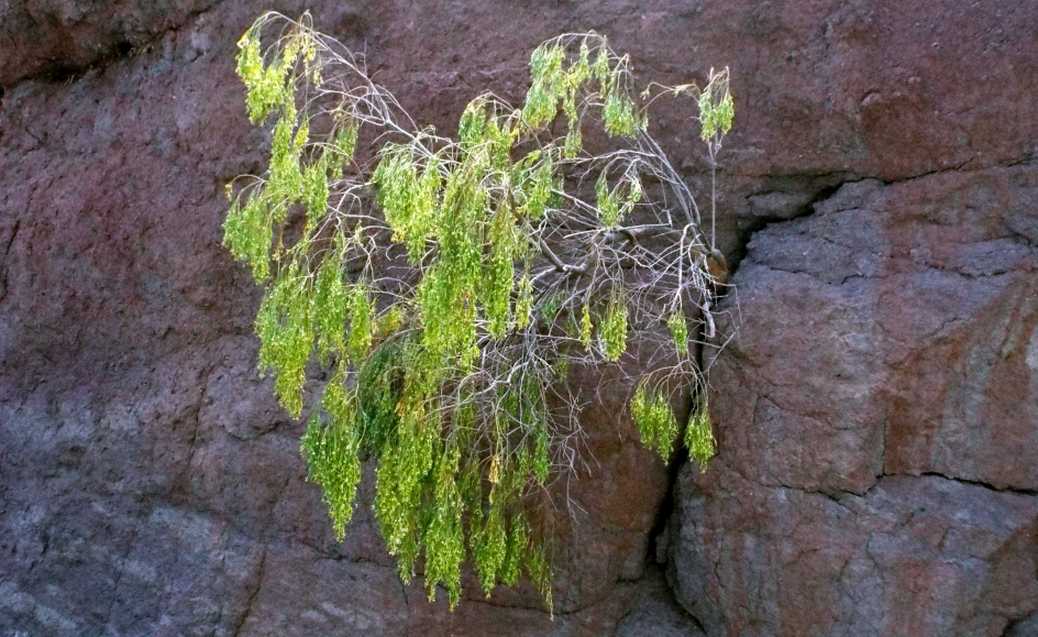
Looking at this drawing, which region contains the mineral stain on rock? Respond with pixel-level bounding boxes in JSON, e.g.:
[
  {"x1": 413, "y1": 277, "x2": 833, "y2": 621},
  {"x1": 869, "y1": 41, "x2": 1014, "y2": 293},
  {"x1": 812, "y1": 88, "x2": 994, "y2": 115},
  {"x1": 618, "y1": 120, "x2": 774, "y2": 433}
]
[{"x1": 1, "y1": 1, "x2": 1035, "y2": 635}]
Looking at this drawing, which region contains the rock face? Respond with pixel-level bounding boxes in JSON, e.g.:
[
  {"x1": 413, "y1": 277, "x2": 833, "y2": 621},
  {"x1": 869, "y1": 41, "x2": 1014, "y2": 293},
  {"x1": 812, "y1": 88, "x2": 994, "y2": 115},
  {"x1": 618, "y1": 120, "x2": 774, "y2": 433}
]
[
  {"x1": 669, "y1": 168, "x2": 1038, "y2": 635},
  {"x1": 0, "y1": 1, "x2": 1035, "y2": 636}
]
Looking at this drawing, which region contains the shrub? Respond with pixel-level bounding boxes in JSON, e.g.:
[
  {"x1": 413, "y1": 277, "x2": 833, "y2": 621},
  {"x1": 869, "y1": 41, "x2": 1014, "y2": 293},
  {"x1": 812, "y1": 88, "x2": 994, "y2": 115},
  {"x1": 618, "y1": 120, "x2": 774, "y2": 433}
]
[{"x1": 222, "y1": 11, "x2": 733, "y2": 613}]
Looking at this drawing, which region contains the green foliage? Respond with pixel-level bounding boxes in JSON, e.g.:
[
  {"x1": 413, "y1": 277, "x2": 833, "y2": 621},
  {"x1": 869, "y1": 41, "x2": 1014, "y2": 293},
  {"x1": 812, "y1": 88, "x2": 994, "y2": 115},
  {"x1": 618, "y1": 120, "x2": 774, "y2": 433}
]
[
  {"x1": 500, "y1": 514, "x2": 529, "y2": 586},
  {"x1": 522, "y1": 42, "x2": 567, "y2": 128},
  {"x1": 332, "y1": 116, "x2": 359, "y2": 168},
  {"x1": 514, "y1": 272, "x2": 534, "y2": 330},
  {"x1": 473, "y1": 496, "x2": 508, "y2": 595},
  {"x1": 600, "y1": 292, "x2": 629, "y2": 362},
  {"x1": 222, "y1": 193, "x2": 273, "y2": 281},
  {"x1": 424, "y1": 444, "x2": 465, "y2": 608},
  {"x1": 303, "y1": 156, "x2": 330, "y2": 228},
  {"x1": 254, "y1": 266, "x2": 312, "y2": 418},
  {"x1": 520, "y1": 154, "x2": 554, "y2": 219},
  {"x1": 312, "y1": 253, "x2": 348, "y2": 362},
  {"x1": 631, "y1": 382, "x2": 680, "y2": 460},
  {"x1": 236, "y1": 26, "x2": 291, "y2": 124},
  {"x1": 579, "y1": 304, "x2": 594, "y2": 349},
  {"x1": 633, "y1": 381, "x2": 716, "y2": 465},
  {"x1": 372, "y1": 143, "x2": 441, "y2": 262},
  {"x1": 525, "y1": 543, "x2": 554, "y2": 616},
  {"x1": 301, "y1": 373, "x2": 362, "y2": 541},
  {"x1": 522, "y1": 35, "x2": 641, "y2": 144},
  {"x1": 223, "y1": 12, "x2": 734, "y2": 617},
  {"x1": 346, "y1": 283, "x2": 373, "y2": 361},
  {"x1": 595, "y1": 169, "x2": 642, "y2": 228},
  {"x1": 667, "y1": 311, "x2": 689, "y2": 357},
  {"x1": 603, "y1": 89, "x2": 639, "y2": 137},
  {"x1": 698, "y1": 67, "x2": 735, "y2": 142},
  {"x1": 484, "y1": 202, "x2": 517, "y2": 338},
  {"x1": 356, "y1": 339, "x2": 404, "y2": 452},
  {"x1": 685, "y1": 396, "x2": 716, "y2": 467},
  {"x1": 596, "y1": 172, "x2": 621, "y2": 228}
]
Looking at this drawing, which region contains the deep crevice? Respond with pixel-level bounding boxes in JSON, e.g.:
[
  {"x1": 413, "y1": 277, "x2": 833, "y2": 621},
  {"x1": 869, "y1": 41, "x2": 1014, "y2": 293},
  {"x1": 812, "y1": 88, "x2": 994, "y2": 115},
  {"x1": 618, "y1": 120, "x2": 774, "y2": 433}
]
[
  {"x1": 643, "y1": 454, "x2": 710, "y2": 635},
  {"x1": 647, "y1": 454, "x2": 686, "y2": 565},
  {"x1": 639, "y1": 270, "x2": 716, "y2": 633}
]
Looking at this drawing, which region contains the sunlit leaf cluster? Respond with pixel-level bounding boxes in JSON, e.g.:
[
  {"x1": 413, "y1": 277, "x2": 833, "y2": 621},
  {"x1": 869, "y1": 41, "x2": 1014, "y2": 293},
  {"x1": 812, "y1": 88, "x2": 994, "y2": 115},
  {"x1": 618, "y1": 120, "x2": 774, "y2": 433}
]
[
  {"x1": 697, "y1": 67, "x2": 735, "y2": 143},
  {"x1": 685, "y1": 396, "x2": 717, "y2": 467},
  {"x1": 631, "y1": 382, "x2": 680, "y2": 459}
]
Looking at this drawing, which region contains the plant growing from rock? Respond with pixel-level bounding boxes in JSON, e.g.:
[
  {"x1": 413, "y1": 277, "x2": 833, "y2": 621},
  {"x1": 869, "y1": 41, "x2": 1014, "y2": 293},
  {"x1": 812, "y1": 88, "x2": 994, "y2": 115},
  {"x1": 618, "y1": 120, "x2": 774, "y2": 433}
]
[{"x1": 222, "y1": 11, "x2": 734, "y2": 613}]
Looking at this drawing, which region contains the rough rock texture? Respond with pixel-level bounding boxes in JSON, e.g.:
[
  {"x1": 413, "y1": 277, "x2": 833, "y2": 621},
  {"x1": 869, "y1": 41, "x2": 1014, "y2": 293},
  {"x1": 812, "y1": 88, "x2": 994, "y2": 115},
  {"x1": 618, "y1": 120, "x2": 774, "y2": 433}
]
[
  {"x1": 1, "y1": 0, "x2": 1036, "y2": 636},
  {"x1": 667, "y1": 168, "x2": 1038, "y2": 635},
  {"x1": 658, "y1": 1, "x2": 1038, "y2": 631}
]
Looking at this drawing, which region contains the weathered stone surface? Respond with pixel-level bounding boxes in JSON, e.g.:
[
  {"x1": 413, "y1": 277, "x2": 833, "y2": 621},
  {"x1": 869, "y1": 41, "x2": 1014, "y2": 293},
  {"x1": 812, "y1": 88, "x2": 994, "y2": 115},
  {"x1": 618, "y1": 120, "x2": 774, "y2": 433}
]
[
  {"x1": 708, "y1": 168, "x2": 1038, "y2": 497},
  {"x1": 672, "y1": 153, "x2": 1038, "y2": 634},
  {"x1": 669, "y1": 465, "x2": 1038, "y2": 636},
  {"x1": 657, "y1": 1, "x2": 1038, "y2": 633},
  {"x1": 2, "y1": 0, "x2": 1036, "y2": 635}
]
